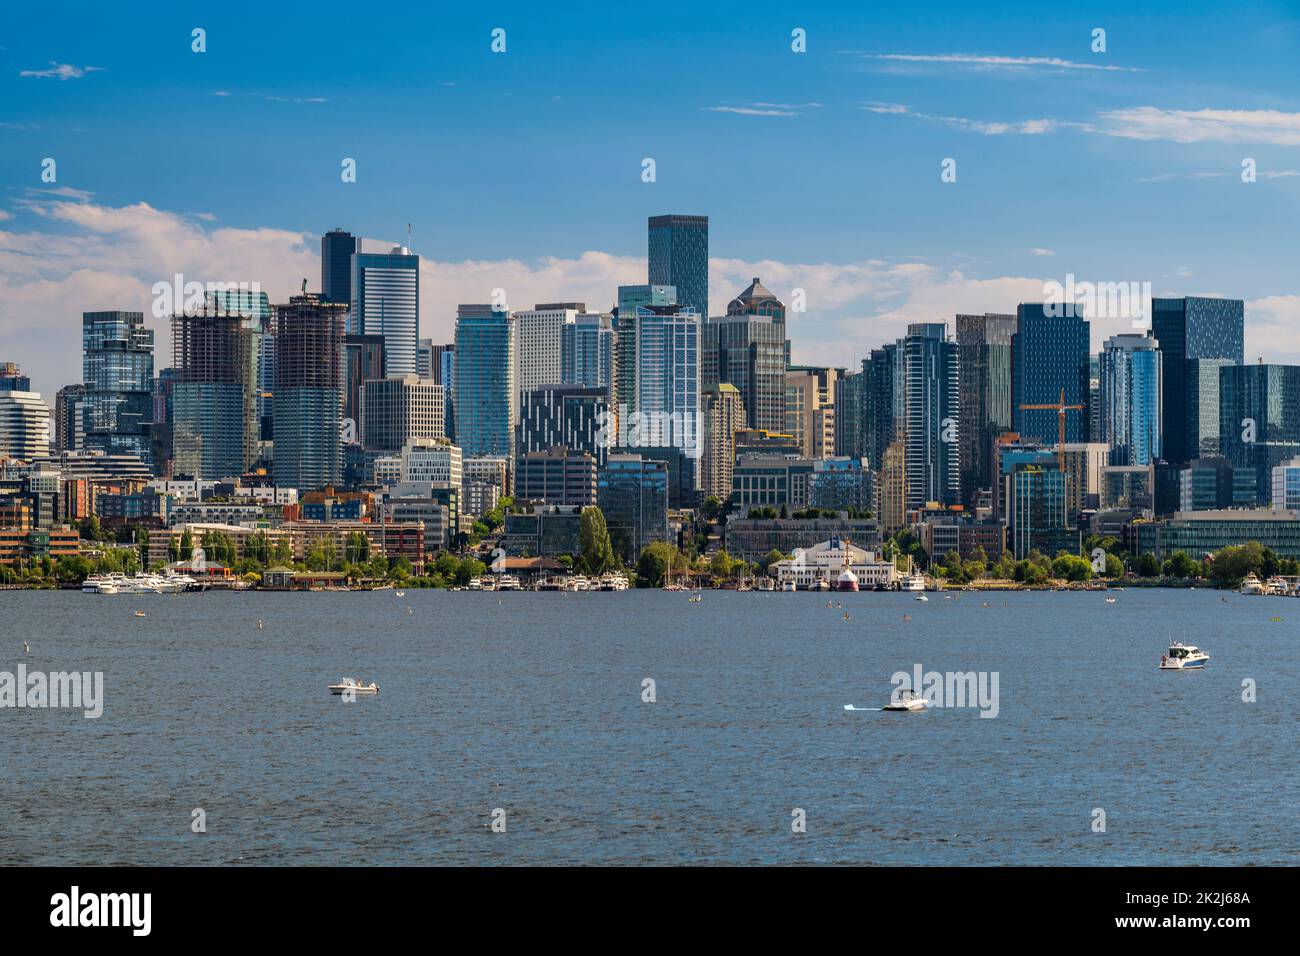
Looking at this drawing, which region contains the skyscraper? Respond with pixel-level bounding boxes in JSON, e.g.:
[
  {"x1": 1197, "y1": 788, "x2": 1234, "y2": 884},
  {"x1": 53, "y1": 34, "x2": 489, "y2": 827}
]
[
  {"x1": 648, "y1": 214, "x2": 708, "y2": 320},
  {"x1": 632, "y1": 303, "x2": 700, "y2": 460},
  {"x1": 321, "y1": 228, "x2": 356, "y2": 305},
  {"x1": 513, "y1": 304, "x2": 577, "y2": 400},
  {"x1": 1151, "y1": 296, "x2": 1244, "y2": 465},
  {"x1": 615, "y1": 284, "x2": 675, "y2": 417},
  {"x1": 701, "y1": 382, "x2": 745, "y2": 501},
  {"x1": 454, "y1": 306, "x2": 516, "y2": 460},
  {"x1": 1099, "y1": 333, "x2": 1161, "y2": 466},
  {"x1": 903, "y1": 323, "x2": 961, "y2": 509},
  {"x1": 343, "y1": 334, "x2": 386, "y2": 436},
  {"x1": 1011, "y1": 303, "x2": 1091, "y2": 446},
  {"x1": 360, "y1": 374, "x2": 445, "y2": 454},
  {"x1": 1219, "y1": 363, "x2": 1300, "y2": 506},
  {"x1": 561, "y1": 312, "x2": 616, "y2": 395},
  {"x1": 702, "y1": 278, "x2": 787, "y2": 433},
  {"x1": 351, "y1": 244, "x2": 420, "y2": 376},
  {"x1": 81, "y1": 311, "x2": 155, "y2": 465},
  {"x1": 785, "y1": 365, "x2": 842, "y2": 459},
  {"x1": 272, "y1": 293, "x2": 348, "y2": 490},
  {"x1": 171, "y1": 305, "x2": 256, "y2": 479},
  {"x1": 955, "y1": 313, "x2": 1016, "y2": 504},
  {"x1": 0, "y1": 391, "x2": 51, "y2": 460},
  {"x1": 517, "y1": 384, "x2": 611, "y2": 464}
]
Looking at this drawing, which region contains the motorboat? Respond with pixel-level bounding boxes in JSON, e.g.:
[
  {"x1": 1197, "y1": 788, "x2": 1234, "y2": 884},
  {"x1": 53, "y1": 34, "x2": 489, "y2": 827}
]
[
  {"x1": 1159, "y1": 642, "x2": 1209, "y2": 670},
  {"x1": 496, "y1": 574, "x2": 523, "y2": 591},
  {"x1": 915, "y1": 594, "x2": 929, "y2": 602},
  {"x1": 780, "y1": 580, "x2": 797, "y2": 592},
  {"x1": 883, "y1": 689, "x2": 929, "y2": 712},
  {"x1": 82, "y1": 573, "x2": 124, "y2": 594},
  {"x1": 1239, "y1": 572, "x2": 1265, "y2": 595},
  {"x1": 329, "y1": 677, "x2": 379, "y2": 695}
]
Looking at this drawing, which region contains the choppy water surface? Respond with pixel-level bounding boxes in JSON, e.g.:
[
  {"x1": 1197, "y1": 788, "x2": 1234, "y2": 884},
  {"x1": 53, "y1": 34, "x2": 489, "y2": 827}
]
[{"x1": 1, "y1": 588, "x2": 1296, "y2": 865}]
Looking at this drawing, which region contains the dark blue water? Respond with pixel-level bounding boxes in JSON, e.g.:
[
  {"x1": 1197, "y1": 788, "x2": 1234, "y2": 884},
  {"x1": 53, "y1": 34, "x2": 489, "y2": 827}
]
[{"x1": 1, "y1": 588, "x2": 1295, "y2": 865}]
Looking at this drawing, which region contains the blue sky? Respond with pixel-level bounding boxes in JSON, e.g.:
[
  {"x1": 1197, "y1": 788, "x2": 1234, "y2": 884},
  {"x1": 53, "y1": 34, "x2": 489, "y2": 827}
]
[{"x1": 3, "y1": 0, "x2": 1300, "y2": 395}]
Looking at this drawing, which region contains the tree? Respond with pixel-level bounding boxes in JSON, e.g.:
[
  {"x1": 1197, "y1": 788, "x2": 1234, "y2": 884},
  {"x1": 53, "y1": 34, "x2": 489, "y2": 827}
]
[
  {"x1": 1163, "y1": 550, "x2": 1198, "y2": 579},
  {"x1": 1051, "y1": 553, "x2": 1092, "y2": 582},
  {"x1": 179, "y1": 528, "x2": 193, "y2": 561},
  {"x1": 699, "y1": 496, "x2": 723, "y2": 522},
  {"x1": 709, "y1": 549, "x2": 736, "y2": 580},
  {"x1": 344, "y1": 531, "x2": 370, "y2": 565},
  {"x1": 759, "y1": 548, "x2": 787, "y2": 571},
  {"x1": 1104, "y1": 553, "x2": 1124, "y2": 578},
  {"x1": 578, "y1": 506, "x2": 616, "y2": 575},
  {"x1": 636, "y1": 541, "x2": 679, "y2": 588},
  {"x1": 1135, "y1": 553, "x2": 1161, "y2": 577}
]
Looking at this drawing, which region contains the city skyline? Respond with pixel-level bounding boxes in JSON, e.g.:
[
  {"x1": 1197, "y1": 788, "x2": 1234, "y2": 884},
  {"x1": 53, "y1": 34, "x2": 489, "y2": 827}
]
[{"x1": 5, "y1": 2, "x2": 1300, "y2": 397}]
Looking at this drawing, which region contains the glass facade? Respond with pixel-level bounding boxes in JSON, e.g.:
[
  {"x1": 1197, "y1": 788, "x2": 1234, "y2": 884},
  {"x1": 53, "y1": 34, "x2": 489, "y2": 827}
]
[
  {"x1": 1099, "y1": 333, "x2": 1161, "y2": 466},
  {"x1": 615, "y1": 284, "x2": 675, "y2": 416},
  {"x1": 1151, "y1": 296, "x2": 1244, "y2": 465},
  {"x1": 321, "y1": 229, "x2": 356, "y2": 305},
  {"x1": 454, "y1": 309, "x2": 516, "y2": 460},
  {"x1": 597, "y1": 454, "x2": 669, "y2": 562},
  {"x1": 647, "y1": 214, "x2": 708, "y2": 320},
  {"x1": 1219, "y1": 363, "x2": 1300, "y2": 505},
  {"x1": 904, "y1": 323, "x2": 960, "y2": 508},
  {"x1": 1011, "y1": 303, "x2": 1090, "y2": 446},
  {"x1": 272, "y1": 294, "x2": 348, "y2": 490},
  {"x1": 1009, "y1": 465, "x2": 1071, "y2": 559},
  {"x1": 81, "y1": 311, "x2": 154, "y2": 466},
  {"x1": 561, "y1": 313, "x2": 615, "y2": 395},
  {"x1": 517, "y1": 384, "x2": 610, "y2": 464},
  {"x1": 633, "y1": 305, "x2": 700, "y2": 458},
  {"x1": 352, "y1": 248, "x2": 420, "y2": 376},
  {"x1": 956, "y1": 313, "x2": 1015, "y2": 503}
]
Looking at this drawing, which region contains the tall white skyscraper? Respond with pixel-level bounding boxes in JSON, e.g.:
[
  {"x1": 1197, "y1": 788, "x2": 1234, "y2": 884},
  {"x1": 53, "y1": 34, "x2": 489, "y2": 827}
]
[
  {"x1": 513, "y1": 305, "x2": 578, "y2": 404},
  {"x1": 0, "y1": 391, "x2": 52, "y2": 460},
  {"x1": 632, "y1": 305, "x2": 700, "y2": 456},
  {"x1": 352, "y1": 242, "x2": 420, "y2": 376}
]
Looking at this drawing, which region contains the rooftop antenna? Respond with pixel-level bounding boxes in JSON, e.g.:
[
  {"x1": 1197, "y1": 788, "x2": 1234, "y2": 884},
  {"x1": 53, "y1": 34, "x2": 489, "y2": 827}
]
[
  {"x1": 407, "y1": 222, "x2": 413, "y2": 250},
  {"x1": 301, "y1": 278, "x2": 307, "y2": 294}
]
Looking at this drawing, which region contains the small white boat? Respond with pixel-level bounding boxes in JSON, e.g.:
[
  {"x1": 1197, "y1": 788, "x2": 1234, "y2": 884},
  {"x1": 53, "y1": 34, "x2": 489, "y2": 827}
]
[
  {"x1": 1105, "y1": 596, "x2": 1117, "y2": 604},
  {"x1": 688, "y1": 593, "x2": 703, "y2": 603},
  {"x1": 883, "y1": 689, "x2": 928, "y2": 712},
  {"x1": 329, "y1": 677, "x2": 379, "y2": 695},
  {"x1": 915, "y1": 594, "x2": 928, "y2": 602},
  {"x1": 1159, "y1": 642, "x2": 1209, "y2": 670},
  {"x1": 1239, "y1": 572, "x2": 1265, "y2": 595},
  {"x1": 780, "y1": 580, "x2": 796, "y2": 592}
]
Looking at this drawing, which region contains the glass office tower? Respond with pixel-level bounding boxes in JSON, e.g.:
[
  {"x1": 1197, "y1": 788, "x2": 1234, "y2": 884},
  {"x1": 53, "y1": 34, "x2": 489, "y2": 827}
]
[
  {"x1": 1011, "y1": 303, "x2": 1091, "y2": 446},
  {"x1": 956, "y1": 312, "x2": 1016, "y2": 503},
  {"x1": 1151, "y1": 296, "x2": 1244, "y2": 465},
  {"x1": 352, "y1": 245, "x2": 420, "y2": 376},
  {"x1": 903, "y1": 323, "x2": 961, "y2": 509},
  {"x1": 1220, "y1": 363, "x2": 1300, "y2": 506},
  {"x1": 647, "y1": 214, "x2": 708, "y2": 320},
  {"x1": 321, "y1": 228, "x2": 356, "y2": 305},
  {"x1": 454, "y1": 306, "x2": 516, "y2": 460},
  {"x1": 1099, "y1": 333, "x2": 1162, "y2": 466},
  {"x1": 81, "y1": 311, "x2": 155, "y2": 465}
]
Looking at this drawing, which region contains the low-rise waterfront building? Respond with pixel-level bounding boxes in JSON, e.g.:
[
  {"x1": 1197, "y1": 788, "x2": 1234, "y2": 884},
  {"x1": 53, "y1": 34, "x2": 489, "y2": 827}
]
[
  {"x1": 723, "y1": 513, "x2": 881, "y2": 562},
  {"x1": 769, "y1": 537, "x2": 898, "y2": 589}
]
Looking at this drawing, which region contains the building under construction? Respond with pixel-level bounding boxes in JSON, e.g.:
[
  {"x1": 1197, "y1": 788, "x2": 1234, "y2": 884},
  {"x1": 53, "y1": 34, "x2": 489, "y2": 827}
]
[
  {"x1": 273, "y1": 294, "x2": 348, "y2": 490},
  {"x1": 171, "y1": 304, "x2": 258, "y2": 479}
]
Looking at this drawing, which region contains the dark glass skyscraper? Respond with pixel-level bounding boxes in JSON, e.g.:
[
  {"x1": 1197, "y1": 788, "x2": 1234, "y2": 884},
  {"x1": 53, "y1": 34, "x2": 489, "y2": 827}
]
[
  {"x1": 321, "y1": 228, "x2": 356, "y2": 305},
  {"x1": 1219, "y1": 363, "x2": 1300, "y2": 506},
  {"x1": 1011, "y1": 304, "x2": 1091, "y2": 446},
  {"x1": 903, "y1": 323, "x2": 960, "y2": 508},
  {"x1": 82, "y1": 311, "x2": 155, "y2": 465},
  {"x1": 1151, "y1": 296, "x2": 1244, "y2": 465},
  {"x1": 171, "y1": 306, "x2": 256, "y2": 479},
  {"x1": 648, "y1": 214, "x2": 708, "y2": 320},
  {"x1": 956, "y1": 313, "x2": 1015, "y2": 504}
]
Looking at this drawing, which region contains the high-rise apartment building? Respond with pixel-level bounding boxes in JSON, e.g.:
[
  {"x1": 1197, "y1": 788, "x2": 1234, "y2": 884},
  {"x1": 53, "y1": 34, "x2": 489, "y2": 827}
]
[
  {"x1": 903, "y1": 323, "x2": 960, "y2": 509},
  {"x1": 454, "y1": 306, "x2": 516, "y2": 461},
  {"x1": 1099, "y1": 333, "x2": 1161, "y2": 466},
  {"x1": 80, "y1": 310, "x2": 155, "y2": 466},
  {"x1": 171, "y1": 305, "x2": 257, "y2": 479},
  {"x1": 955, "y1": 313, "x2": 1016, "y2": 504},
  {"x1": 701, "y1": 382, "x2": 745, "y2": 502},
  {"x1": 703, "y1": 278, "x2": 787, "y2": 433}
]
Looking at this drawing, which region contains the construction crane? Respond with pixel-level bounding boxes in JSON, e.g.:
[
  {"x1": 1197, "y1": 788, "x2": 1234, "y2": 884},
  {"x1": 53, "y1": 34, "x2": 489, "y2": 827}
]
[{"x1": 1019, "y1": 388, "x2": 1085, "y2": 470}]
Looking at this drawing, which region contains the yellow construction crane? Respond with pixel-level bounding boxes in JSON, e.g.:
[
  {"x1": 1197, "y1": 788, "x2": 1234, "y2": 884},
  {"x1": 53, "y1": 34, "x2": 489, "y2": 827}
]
[{"x1": 1019, "y1": 388, "x2": 1084, "y2": 470}]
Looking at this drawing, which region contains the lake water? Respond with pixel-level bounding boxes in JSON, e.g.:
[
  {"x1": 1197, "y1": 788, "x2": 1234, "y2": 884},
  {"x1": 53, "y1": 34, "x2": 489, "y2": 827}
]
[{"x1": 1, "y1": 588, "x2": 1296, "y2": 865}]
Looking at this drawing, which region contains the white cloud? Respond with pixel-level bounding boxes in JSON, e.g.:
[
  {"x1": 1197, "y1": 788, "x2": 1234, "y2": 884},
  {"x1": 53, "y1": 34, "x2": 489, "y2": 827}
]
[
  {"x1": 19, "y1": 61, "x2": 104, "y2": 80},
  {"x1": 1096, "y1": 107, "x2": 1300, "y2": 145},
  {"x1": 862, "y1": 53, "x2": 1142, "y2": 73},
  {"x1": 1029, "y1": 248, "x2": 1055, "y2": 257}
]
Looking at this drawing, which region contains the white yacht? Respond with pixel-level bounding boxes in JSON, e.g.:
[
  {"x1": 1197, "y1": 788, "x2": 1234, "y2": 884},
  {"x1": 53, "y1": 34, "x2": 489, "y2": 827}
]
[
  {"x1": 900, "y1": 572, "x2": 927, "y2": 592},
  {"x1": 1239, "y1": 572, "x2": 1265, "y2": 595},
  {"x1": 565, "y1": 576, "x2": 591, "y2": 592},
  {"x1": 883, "y1": 689, "x2": 929, "y2": 712},
  {"x1": 82, "y1": 573, "x2": 124, "y2": 594},
  {"x1": 915, "y1": 593, "x2": 929, "y2": 602},
  {"x1": 328, "y1": 677, "x2": 379, "y2": 695},
  {"x1": 780, "y1": 580, "x2": 797, "y2": 592},
  {"x1": 1160, "y1": 642, "x2": 1210, "y2": 670},
  {"x1": 595, "y1": 573, "x2": 628, "y2": 591},
  {"x1": 496, "y1": 574, "x2": 523, "y2": 591}
]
